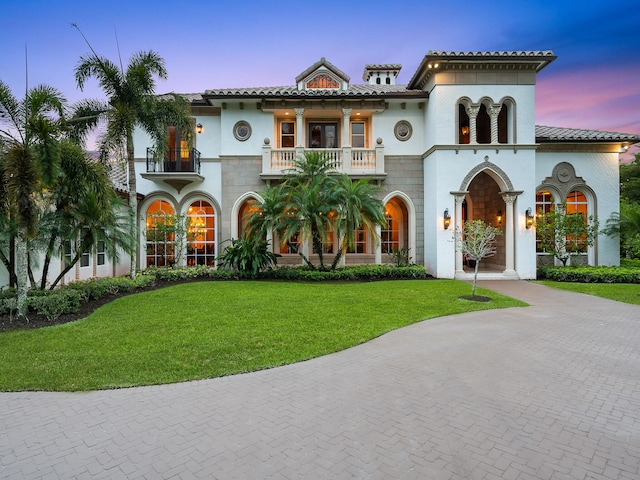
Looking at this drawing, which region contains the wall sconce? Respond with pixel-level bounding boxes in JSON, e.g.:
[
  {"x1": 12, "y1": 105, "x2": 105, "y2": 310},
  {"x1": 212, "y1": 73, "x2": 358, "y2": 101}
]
[
  {"x1": 461, "y1": 126, "x2": 470, "y2": 136},
  {"x1": 196, "y1": 123, "x2": 203, "y2": 134},
  {"x1": 497, "y1": 210, "x2": 503, "y2": 225},
  {"x1": 443, "y1": 209, "x2": 451, "y2": 230},
  {"x1": 525, "y1": 208, "x2": 534, "y2": 229}
]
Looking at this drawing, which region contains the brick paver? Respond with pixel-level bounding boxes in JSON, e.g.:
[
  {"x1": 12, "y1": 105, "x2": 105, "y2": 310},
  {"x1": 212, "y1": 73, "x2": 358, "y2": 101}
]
[{"x1": 1, "y1": 281, "x2": 639, "y2": 479}]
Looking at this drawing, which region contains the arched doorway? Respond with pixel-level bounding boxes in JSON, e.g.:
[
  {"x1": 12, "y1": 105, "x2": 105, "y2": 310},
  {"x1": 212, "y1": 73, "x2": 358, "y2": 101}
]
[{"x1": 465, "y1": 172, "x2": 506, "y2": 271}]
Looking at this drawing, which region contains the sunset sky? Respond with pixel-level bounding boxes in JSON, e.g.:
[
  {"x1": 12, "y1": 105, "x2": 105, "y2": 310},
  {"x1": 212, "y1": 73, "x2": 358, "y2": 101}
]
[{"x1": 1, "y1": 0, "x2": 638, "y2": 154}]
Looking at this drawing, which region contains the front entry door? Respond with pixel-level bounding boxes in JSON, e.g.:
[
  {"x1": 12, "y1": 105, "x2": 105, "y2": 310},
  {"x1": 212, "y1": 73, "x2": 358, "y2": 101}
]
[{"x1": 309, "y1": 123, "x2": 339, "y2": 148}]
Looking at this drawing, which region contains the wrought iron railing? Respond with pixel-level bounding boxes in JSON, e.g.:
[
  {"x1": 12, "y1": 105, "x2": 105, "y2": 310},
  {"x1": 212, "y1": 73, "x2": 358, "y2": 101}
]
[{"x1": 147, "y1": 147, "x2": 201, "y2": 174}]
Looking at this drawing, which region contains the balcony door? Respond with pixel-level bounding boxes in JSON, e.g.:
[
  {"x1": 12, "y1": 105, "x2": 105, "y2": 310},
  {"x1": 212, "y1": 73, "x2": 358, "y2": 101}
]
[{"x1": 309, "y1": 122, "x2": 339, "y2": 148}]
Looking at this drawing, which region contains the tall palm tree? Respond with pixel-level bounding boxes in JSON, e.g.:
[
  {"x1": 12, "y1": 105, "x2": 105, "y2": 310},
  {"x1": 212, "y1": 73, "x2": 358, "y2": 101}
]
[
  {"x1": 72, "y1": 25, "x2": 192, "y2": 278},
  {"x1": 0, "y1": 80, "x2": 66, "y2": 314},
  {"x1": 330, "y1": 175, "x2": 387, "y2": 270}
]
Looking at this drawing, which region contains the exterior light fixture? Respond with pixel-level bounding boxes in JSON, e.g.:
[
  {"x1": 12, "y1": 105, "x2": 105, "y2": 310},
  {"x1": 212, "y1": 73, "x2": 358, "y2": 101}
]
[
  {"x1": 461, "y1": 126, "x2": 470, "y2": 136},
  {"x1": 443, "y1": 209, "x2": 451, "y2": 230},
  {"x1": 525, "y1": 208, "x2": 534, "y2": 229},
  {"x1": 497, "y1": 210, "x2": 503, "y2": 225},
  {"x1": 196, "y1": 123, "x2": 203, "y2": 134}
]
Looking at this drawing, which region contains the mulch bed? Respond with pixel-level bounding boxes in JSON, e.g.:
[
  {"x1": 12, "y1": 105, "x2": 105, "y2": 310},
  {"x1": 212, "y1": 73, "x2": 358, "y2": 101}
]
[{"x1": 0, "y1": 280, "x2": 187, "y2": 332}]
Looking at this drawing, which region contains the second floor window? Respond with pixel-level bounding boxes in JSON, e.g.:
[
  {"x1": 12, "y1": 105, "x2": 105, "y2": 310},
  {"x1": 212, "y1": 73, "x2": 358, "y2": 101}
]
[
  {"x1": 351, "y1": 121, "x2": 366, "y2": 148},
  {"x1": 280, "y1": 121, "x2": 295, "y2": 148}
]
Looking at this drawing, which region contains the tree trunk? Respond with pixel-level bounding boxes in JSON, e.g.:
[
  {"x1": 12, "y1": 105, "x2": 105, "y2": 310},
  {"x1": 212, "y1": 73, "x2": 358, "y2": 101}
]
[
  {"x1": 127, "y1": 131, "x2": 138, "y2": 279},
  {"x1": 16, "y1": 228, "x2": 28, "y2": 316},
  {"x1": 472, "y1": 259, "x2": 480, "y2": 297}
]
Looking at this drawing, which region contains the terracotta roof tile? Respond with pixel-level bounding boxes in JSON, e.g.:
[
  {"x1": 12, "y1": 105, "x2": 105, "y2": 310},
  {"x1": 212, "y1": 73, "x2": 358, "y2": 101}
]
[
  {"x1": 536, "y1": 125, "x2": 640, "y2": 143},
  {"x1": 203, "y1": 84, "x2": 424, "y2": 98}
]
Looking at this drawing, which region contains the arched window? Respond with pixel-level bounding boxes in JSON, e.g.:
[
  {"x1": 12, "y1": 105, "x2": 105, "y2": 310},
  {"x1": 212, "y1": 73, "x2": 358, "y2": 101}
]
[
  {"x1": 476, "y1": 104, "x2": 491, "y2": 144},
  {"x1": 566, "y1": 190, "x2": 588, "y2": 215},
  {"x1": 498, "y1": 104, "x2": 508, "y2": 143},
  {"x1": 535, "y1": 190, "x2": 555, "y2": 253},
  {"x1": 238, "y1": 199, "x2": 261, "y2": 237},
  {"x1": 382, "y1": 198, "x2": 408, "y2": 254},
  {"x1": 458, "y1": 104, "x2": 470, "y2": 144},
  {"x1": 145, "y1": 200, "x2": 175, "y2": 267},
  {"x1": 187, "y1": 200, "x2": 216, "y2": 266},
  {"x1": 566, "y1": 190, "x2": 589, "y2": 253}
]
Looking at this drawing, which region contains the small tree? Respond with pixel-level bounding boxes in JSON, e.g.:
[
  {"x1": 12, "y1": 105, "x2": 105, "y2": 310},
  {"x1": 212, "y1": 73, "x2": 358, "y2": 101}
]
[
  {"x1": 536, "y1": 204, "x2": 598, "y2": 266},
  {"x1": 455, "y1": 220, "x2": 503, "y2": 298}
]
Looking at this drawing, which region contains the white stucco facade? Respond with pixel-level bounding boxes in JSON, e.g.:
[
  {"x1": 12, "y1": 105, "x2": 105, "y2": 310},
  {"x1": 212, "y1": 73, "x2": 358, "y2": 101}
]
[
  {"x1": 3, "y1": 51, "x2": 637, "y2": 289},
  {"x1": 96, "y1": 52, "x2": 640, "y2": 280}
]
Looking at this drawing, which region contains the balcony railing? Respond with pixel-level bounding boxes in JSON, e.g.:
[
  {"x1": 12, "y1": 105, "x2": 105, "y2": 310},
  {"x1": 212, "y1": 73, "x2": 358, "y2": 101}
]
[
  {"x1": 146, "y1": 147, "x2": 201, "y2": 174},
  {"x1": 262, "y1": 144, "x2": 385, "y2": 177}
]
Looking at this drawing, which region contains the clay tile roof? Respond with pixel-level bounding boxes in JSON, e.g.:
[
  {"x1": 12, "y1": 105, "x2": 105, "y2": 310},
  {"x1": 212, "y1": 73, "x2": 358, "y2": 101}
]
[
  {"x1": 427, "y1": 50, "x2": 556, "y2": 58},
  {"x1": 203, "y1": 84, "x2": 426, "y2": 98},
  {"x1": 536, "y1": 125, "x2": 640, "y2": 143}
]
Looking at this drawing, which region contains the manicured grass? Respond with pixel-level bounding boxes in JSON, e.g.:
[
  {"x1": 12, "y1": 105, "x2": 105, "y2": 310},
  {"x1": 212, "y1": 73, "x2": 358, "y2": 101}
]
[
  {"x1": 535, "y1": 280, "x2": 640, "y2": 305},
  {"x1": 0, "y1": 280, "x2": 525, "y2": 392}
]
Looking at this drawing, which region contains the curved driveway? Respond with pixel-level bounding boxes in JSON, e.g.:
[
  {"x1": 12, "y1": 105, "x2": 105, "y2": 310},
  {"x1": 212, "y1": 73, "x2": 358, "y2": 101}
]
[{"x1": 1, "y1": 281, "x2": 639, "y2": 479}]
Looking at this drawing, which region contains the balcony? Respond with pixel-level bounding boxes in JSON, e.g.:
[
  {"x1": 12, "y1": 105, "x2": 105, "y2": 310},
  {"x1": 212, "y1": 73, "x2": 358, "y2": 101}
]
[
  {"x1": 141, "y1": 147, "x2": 204, "y2": 193},
  {"x1": 261, "y1": 143, "x2": 386, "y2": 180}
]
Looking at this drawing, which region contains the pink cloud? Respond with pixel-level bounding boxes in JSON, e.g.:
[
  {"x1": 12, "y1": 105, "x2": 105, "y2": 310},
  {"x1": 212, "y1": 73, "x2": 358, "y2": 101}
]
[{"x1": 536, "y1": 65, "x2": 640, "y2": 136}]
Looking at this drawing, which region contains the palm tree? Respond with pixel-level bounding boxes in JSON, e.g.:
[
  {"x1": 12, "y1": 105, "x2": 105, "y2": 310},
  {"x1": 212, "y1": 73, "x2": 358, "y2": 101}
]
[
  {"x1": 330, "y1": 175, "x2": 387, "y2": 270},
  {"x1": 0, "y1": 80, "x2": 66, "y2": 314},
  {"x1": 72, "y1": 24, "x2": 192, "y2": 278},
  {"x1": 37, "y1": 140, "x2": 135, "y2": 289}
]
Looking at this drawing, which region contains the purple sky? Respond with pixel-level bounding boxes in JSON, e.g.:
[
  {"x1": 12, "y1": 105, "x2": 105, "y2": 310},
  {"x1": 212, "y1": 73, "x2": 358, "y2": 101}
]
[{"x1": 1, "y1": 0, "x2": 638, "y2": 155}]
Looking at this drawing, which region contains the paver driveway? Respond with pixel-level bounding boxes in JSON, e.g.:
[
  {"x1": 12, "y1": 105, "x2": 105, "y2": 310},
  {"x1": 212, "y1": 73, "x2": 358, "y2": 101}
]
[{"x1": 1, "y1": 281, "x2": 639, "y2": 479}]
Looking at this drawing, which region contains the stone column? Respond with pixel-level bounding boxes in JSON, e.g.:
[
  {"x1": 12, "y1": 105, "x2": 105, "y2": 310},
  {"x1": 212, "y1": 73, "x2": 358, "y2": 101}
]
[
  {"x1": 489, "y1": 105, "x2": 502, "y2": 144},
  {"x1": 501, "y1": 191, "x2": 521, "y2": 277},
  {"x1": 466, "y1": 105, "x2": 480, "y2": 144},
  {"x1": 294, "y1": 108, "x2": 305, "y2": 148},
  {"x1": 451, "y1": 191, "x2": 468, "y2": 275},
  {"x1": 342, "y1": 108, "x2": 352, "y2": 173},
  {"x1": 342, "y1": 108, "x2": 352, "y2": 147}
]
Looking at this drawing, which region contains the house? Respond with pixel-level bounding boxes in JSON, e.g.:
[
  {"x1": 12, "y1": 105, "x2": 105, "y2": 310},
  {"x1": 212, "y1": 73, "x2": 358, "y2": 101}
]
[{"x1": 2, "y1": 50, "x2": 638, "y2": 288}]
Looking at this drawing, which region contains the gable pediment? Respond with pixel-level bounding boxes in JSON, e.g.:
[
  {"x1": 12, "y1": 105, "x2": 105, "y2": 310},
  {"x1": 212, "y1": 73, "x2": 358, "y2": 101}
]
[{"x1": 295, "y1": 57, "x2": 350, "y2": 91}]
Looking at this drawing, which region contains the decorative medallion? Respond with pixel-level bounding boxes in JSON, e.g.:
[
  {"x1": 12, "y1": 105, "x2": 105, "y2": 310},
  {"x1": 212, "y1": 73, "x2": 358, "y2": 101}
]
[
  {"x1": 394, "y1": 120, "x2": 412, "y2": 141},
  {"x1": 233, "y1": 121, "x2": 251, "y2": 141}
]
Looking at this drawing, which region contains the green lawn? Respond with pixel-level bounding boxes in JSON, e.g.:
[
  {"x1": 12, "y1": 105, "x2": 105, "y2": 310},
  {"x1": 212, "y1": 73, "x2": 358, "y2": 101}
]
[
  {"x1": 0, "y1": 280, "x2": 525, "y2": 392},
  {"x1": 535, "y1": 280, "x2": 640, "y2": 305}
]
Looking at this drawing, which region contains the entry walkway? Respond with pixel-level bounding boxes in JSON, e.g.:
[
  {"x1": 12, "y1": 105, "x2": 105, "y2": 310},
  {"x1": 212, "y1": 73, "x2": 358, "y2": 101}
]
[{"x1": 1, "y1": 281, "x2": 639, "y2": 479}]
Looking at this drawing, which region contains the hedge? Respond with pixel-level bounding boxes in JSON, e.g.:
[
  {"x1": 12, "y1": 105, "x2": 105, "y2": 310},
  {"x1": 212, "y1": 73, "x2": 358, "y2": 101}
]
[{"x1": 537, "y1": 266, "x2": 640, "y2": 283}]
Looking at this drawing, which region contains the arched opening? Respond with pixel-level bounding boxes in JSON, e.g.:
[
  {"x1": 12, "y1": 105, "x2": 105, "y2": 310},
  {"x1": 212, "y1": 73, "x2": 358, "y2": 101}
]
[
  {"x1": 535, "y1": 189, "x2": 555, "y2": 253},
  {"x1": 476, "y1": 104, "x2": 491, "y2": 144},
  {"x1": 382, "y1": 197, "x2": 409, "y2": 257},
  {"x1": 186, "y1": 200, "x2": 215, "y2": 266},
  {"x1": 145, "y1": 199, "x2": 176, "y2": 267},
  {"x1": 238, "y1": 198, "x2": 261, "y2": 237},
  {"x1": 465, "y1": 172, "x2": 505, "y2": 270},
  {"x1": 458, "y1": 104, "x2": 470, "y2": 144},
  {"x1": 498, "y1": 104, "x2": 508, "y2": 143}
]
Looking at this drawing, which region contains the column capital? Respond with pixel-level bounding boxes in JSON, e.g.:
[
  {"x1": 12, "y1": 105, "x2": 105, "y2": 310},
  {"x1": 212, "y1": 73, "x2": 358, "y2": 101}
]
[
  {"x1": 466, "y1": 105, "x2": 480, "y2": 118},
  {"x1": 500, "y1": 190, "x2": 523, "y2": 205},
  {"x1": 450, "y1": 191, "x2": 469, "y2": 203},
  {"x1": 294, "y1": 107, "x2": 305, "y2": 117}
]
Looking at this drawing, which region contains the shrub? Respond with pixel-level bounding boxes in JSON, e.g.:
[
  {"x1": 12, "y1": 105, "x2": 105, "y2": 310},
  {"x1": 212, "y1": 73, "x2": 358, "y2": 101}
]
[
  {"x1": 144, "y1": 265, "x2": 213, "y2": 282},
  {"x1": 257, "y1": 264, "x2": 431, "y2": 282},
  {"x1": 217, "y1": 236, "x2": 280, "y2": 278},
  {"x1": 27, "y1": 290, "x2": 83, "y2": 321},
  {"x1": 537, "y1": 265, "x2": 640, "y2": 283}
]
